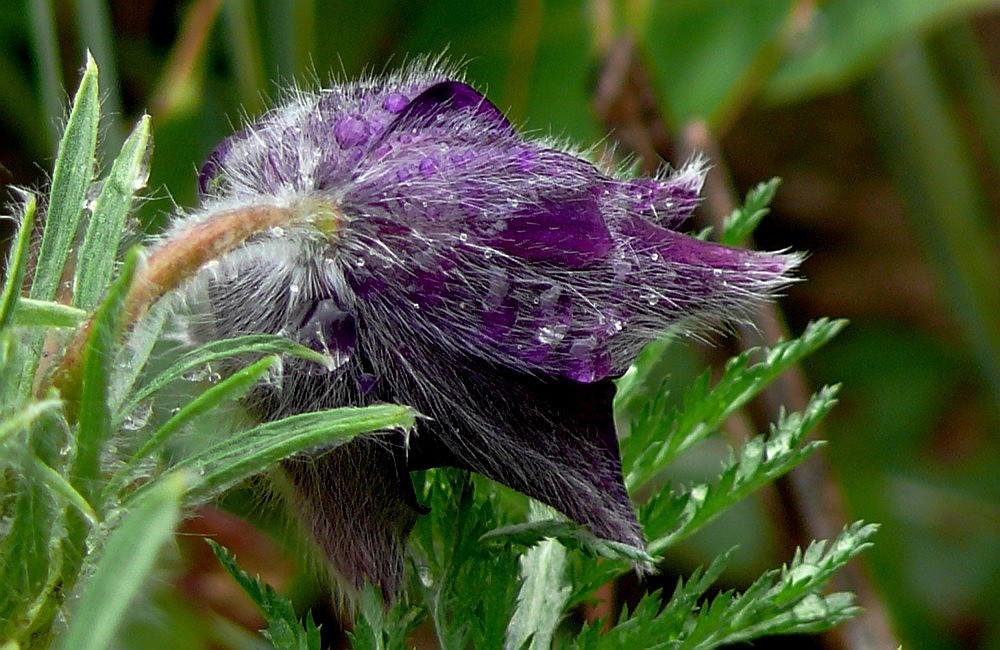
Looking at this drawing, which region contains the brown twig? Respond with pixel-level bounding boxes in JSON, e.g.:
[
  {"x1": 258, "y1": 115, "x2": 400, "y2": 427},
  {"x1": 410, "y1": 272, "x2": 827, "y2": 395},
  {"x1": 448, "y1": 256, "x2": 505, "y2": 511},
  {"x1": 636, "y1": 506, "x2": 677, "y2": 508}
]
[{"x1": 592, "y1": 36, "x2": 898, "y2": 650}]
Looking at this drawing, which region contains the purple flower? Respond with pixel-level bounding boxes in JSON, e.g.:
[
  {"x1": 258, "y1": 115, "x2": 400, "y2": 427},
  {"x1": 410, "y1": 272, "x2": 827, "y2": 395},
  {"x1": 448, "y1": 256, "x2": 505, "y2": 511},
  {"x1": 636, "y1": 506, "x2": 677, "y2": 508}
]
[{"x1": 188, "y1": 60, "x2": 799, "y2": 596}]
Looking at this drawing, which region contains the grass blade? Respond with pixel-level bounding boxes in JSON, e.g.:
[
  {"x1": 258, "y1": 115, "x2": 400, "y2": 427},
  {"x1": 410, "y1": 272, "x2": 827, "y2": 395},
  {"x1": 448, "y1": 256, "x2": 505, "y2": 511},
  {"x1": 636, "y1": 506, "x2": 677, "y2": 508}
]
[
  {"x1": 30, "y1": 54, "x2": 99, "y2": 303},
  {"x1": 26, "y1": 0, "x2": 63, "y2": 150},
  {"x1": 74, "y1": 115, "x2": 151, "y2": 310},
  {"x1": 105, "y1": 355, "x2": 280, "y2": 500},
  {"x1": 11, "y1": 298, "x2": 87, "y2": 329},
  {"x1": 73, "y1": 248, "x2": 138, "y2": 502},
  {"x1": 55, "y1": 472, "x2": 187, "y2": 650},
  {"x1": 119, "y1": 334, "x2": 332, "y2": 419},
  {"x1": 0, "y1": 193, "x2": 37, "y2": 329},
  {"x1": 158, "y1": 404, "x2": 415, "y2": 502}
]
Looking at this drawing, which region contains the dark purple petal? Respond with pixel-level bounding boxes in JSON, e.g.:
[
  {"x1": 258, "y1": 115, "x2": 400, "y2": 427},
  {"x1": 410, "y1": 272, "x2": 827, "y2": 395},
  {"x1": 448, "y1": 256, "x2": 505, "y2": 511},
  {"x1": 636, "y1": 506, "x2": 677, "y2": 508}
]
[
  {"x1": 401, "y1": 359, "x2": 641, "y2": 547},
  {"x1": 388, "y1": 80, "x2": 513, "y2": 133}
]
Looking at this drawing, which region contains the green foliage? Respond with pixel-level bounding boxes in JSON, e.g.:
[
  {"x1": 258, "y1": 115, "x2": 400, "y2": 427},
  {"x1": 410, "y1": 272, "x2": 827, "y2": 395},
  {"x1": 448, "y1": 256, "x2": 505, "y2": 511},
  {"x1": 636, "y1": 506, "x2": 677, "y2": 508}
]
[{"x1": 209, "y1": 540, "x2": 323, "y2": 650}]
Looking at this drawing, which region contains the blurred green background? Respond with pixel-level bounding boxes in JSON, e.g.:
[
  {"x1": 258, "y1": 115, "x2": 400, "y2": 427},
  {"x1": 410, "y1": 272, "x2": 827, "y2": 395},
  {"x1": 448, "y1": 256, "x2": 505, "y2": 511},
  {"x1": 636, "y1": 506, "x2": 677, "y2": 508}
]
[{"x1": 3, "y1": 1, "x2": 1000, "y2": 648}]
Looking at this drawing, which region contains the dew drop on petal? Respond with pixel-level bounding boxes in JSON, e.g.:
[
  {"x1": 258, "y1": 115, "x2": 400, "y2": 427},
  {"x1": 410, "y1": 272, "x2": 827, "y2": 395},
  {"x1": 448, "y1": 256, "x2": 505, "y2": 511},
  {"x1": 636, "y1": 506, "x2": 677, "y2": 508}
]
[
  {"x1": 537, "y1": 322, "x2": 569, "y2": 346},
  {"x1": 382, "y1": 93, "x2": 409, "y2": 113}
]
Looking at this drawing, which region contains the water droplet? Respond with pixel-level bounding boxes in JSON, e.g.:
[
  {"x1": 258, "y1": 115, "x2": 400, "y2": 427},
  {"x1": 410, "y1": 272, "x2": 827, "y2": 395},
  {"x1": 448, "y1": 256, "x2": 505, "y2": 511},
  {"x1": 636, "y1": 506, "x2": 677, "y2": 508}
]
[
  {"x1": 458, "y1": 233, "x2": 468, "y2": 242},
  {"x1": 289, "y1": 283, "x2": 300, "y2": 294},
  {"x1": 538, "y1": 285, "x2": 561, "y2": 310},
  {"x1": 650, "y1": 252, "x2": 659, "y2": 262},
  {"x1": 355, "y1": 258, "x2": 366, "y2": 267},
  {"x1": 182, "y1": 363, "x2": 214, "y2": 382},
  {"x1": 269, "y1": 226, "x2": 285, "y2": 237},
  {"x1": 537, "y1": 323, "x2": 569, "y2": 346},
  {"x1": 123, "y1": 400, "x2": 154, "y2": 431}
]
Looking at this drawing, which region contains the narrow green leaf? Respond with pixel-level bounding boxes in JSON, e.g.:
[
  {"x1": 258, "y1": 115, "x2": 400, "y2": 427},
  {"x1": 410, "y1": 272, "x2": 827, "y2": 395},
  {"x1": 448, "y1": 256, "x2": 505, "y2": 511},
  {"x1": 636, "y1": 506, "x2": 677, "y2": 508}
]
[
  {"x1": 208, "y1": 540, "x2": 321, "y2": 650},
  {"x1": 119, "y1": 334, "x2": 332, "y2": 420},
  {"x1": 0, "y1": 193, "x2": 38, "y2": 329},
  {"x1": 105, "y1": 355, "x2": 280, "y2": 500},
  {"x1": 73, "y1": 247, "x2": 139, "y2": 502},
  {"x1": 108, "y1": 299, "x2": 169, "y2": 414},
  {"x1": 74, "y1": 114, "x2": 151, "y2": 310},
  {"x1": 133, "y1": 404, "x2": 415, "y2": 503},
  {"x1": 0, "y1": 397, "x2": 62, "y2": 447},
  {"x1": 30, "y1": 54, "x2": 99, "y2": 302},
  {"x1": 55, "y1": 472, "x2": 187, "y2": 650},
  {"x1": 11, "y1": 298, "x2": 87, "y2": 329},
  {"x1": 28, "y1": 457, "x2": 98, "y2": 526}
]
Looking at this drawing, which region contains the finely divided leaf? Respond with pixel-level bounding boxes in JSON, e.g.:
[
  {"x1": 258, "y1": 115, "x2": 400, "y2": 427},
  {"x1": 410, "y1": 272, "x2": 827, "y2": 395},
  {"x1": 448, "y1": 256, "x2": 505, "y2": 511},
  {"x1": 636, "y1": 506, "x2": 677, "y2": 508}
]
[
  {"x1": 720, "y1": 178, "x2": 781, "y2": 247},
  {"x1": 623, "y1": 318, "x2": 845, "y2": 491},
  {"x1": 208, "y1": 539, "x2": 321, "y2": 650}
]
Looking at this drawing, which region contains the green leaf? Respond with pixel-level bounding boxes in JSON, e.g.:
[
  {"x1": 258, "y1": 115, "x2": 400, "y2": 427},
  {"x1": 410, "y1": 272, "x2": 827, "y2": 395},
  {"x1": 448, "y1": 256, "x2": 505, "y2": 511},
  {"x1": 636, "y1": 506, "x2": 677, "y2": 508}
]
[
  {"x1": 105, "y1": 355, "x2": 280, "y2": 500},
  {"x1": 0, "y1": 192, "x2": 37, "y2": 329},
  {"x1": 119, "y1": 334, "x2": 333, "y2": 420},
  {"x1": 30, "y1": 53, "x2": 99, "y2": 302},
  {"x1": 11, "y1": 298, "x2": 87, "y2": 329},
  {"x1": 137, "y1": 404, "x2": 415, "y2": 503},
  {"x1": 0, "y1": 397, "x2": 62, "y2": 448},
  {"x1": 348, "y1": 584, "x2": 425, "y2": 650},
  {"x1": 623, "y1": 319, "x2": 845, "y2": 492},
  {"x1": 504, "y1": 505, "x2": 572, "y2": 650},
  {"x1": 643, "y1": 385, "x2": 839, "y2": 555},
  {"x1": 74, "y1": 114, "x2": 151, "y2": 310},
  {"x1": 27, "y1": 457, "x2": 98, "y2": 526},
  {"x1": 73, "y1": 247, "x2": 139, "y2": 503},
  {"x1": 208, "y1": 539, "x2": 321, "y2": 650},
  {"x1": 482, "y1": 519, "x2": 654, "y2": 566},
  {"x1": 720, "y1": 177, "x2": 781, "y2": 246},
  {"x1": 637, "y1": 0, "x2": 793, "y2": 128},
  {"x1": 55, "y1": 472, "x2": 187, "y2": 650}
]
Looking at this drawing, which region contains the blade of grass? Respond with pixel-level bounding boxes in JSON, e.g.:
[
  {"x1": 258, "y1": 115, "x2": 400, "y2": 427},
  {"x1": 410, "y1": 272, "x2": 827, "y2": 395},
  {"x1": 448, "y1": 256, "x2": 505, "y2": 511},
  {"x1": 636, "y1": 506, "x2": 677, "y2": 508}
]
[
  {"x1": 139, "y1": 404, "x2": 415, "y2": 503},
  {"x1": 119, "y1": 334, "x2": 331, "y2": 419},
  {"x1": 11, "y1": 299, "x2": 87, "y2": 329},
  {"x1": 0, "y1": 397, "x2": 62, "y2": 448},
  {"x1": 222, "y1": 0, "x2": 265, "y2": 113},
  {"x1": 74, "y1": 115, "x2": 151, "y2": 310},
  {"x1": 28, "y1": 457, "x2": 99, "y2": 526},
  {"x1": 866, "y1": 41, "x2": 1000, "y2": 410},
  {"x1": 105, "y1": 354, "x2": 280, "y2": 500},
  {"x1": 0, "y1": 192, "x2": 38, "y2": 329},
  {"x1": 72, "y1": 248, "x2": 139, "y2": 502},
  {"x1": 29, "y1": 54, "x2": 99, "y2": 303},
  {"x1": 55, "y1": 472, "x2": 187, "y2": 650}
]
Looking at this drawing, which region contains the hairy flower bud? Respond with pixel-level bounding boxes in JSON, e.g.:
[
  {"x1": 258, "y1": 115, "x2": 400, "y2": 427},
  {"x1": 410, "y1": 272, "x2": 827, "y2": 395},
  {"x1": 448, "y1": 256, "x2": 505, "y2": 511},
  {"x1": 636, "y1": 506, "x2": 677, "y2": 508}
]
[{"x1": 175, "y1": 58, "x2": 800, "y2": 597}]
